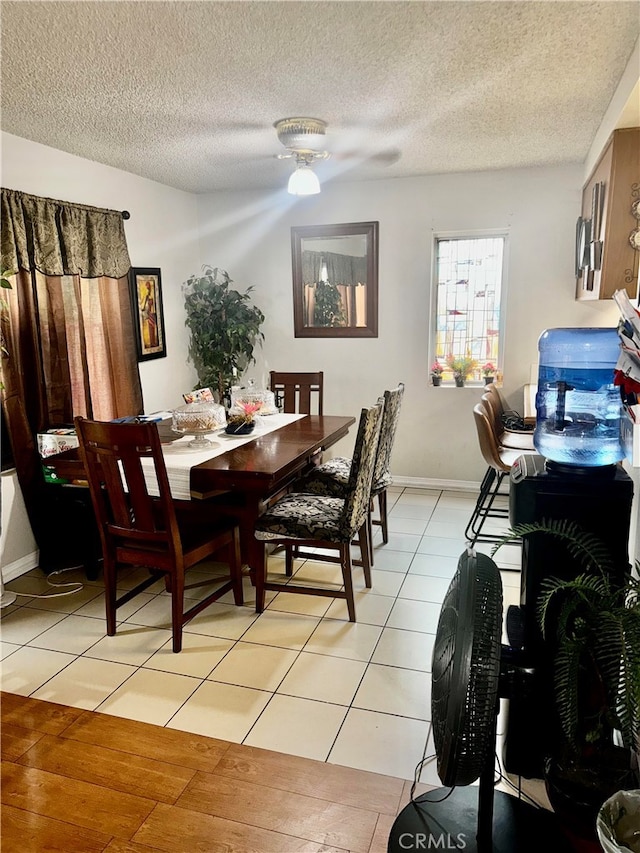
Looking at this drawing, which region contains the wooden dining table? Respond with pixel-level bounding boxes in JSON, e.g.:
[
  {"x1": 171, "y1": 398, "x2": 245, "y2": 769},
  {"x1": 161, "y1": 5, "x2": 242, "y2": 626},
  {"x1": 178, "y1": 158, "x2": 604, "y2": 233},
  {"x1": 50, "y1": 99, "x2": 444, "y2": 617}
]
[
  {"x1": 188, "y1": 414, "x2": 355, "y2": 580},
  {"x1": 47, "y1": 413, "x2": 355, "y2": 582}
]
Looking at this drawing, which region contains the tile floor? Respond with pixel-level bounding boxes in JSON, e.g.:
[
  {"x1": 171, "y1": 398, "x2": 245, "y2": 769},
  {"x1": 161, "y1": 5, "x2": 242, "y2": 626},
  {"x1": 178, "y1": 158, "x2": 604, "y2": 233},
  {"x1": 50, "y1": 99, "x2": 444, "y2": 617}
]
[{"x1": 1, "y1": 486, "x2": 525, "y2": 789}]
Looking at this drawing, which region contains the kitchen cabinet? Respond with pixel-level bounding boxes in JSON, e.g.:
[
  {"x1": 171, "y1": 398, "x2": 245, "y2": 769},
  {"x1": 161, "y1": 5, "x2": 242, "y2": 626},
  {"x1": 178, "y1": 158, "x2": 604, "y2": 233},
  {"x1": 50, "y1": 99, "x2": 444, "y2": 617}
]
[{"x1": 575, "y1": 127, "x2": 639, "y2": 301}]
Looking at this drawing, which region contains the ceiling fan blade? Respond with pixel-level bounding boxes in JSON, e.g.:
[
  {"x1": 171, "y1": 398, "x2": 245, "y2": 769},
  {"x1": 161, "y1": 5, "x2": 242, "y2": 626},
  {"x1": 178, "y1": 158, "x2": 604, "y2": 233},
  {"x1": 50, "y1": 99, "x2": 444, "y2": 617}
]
[{"x1": 332, "y1": 147, "x2": 402, "y2": 167}]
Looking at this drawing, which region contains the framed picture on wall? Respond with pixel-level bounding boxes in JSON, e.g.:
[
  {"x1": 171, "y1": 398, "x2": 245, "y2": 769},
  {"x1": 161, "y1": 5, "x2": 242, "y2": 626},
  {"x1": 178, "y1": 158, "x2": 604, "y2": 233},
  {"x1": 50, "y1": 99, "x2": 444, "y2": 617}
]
[{"x1": 128, "y1": 267, "x2": 167, "y2": 361}]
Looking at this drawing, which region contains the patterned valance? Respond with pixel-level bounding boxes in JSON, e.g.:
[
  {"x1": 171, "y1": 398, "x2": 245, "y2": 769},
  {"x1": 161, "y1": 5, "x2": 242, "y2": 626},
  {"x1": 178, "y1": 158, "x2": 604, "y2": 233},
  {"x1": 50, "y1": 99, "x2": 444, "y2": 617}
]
[
  {"x1": 302, "y1": 249, "x2": 367, "y2": 287},
  {"x1": 1, "y1": 188, "x2": 131, "y2": 278}
]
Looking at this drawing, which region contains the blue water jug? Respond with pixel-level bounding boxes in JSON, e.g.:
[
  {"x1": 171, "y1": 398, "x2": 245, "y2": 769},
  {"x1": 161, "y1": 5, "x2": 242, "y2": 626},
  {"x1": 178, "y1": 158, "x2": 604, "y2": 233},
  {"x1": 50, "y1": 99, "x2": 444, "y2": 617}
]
[{"x1": 534, "y1": 327, "x2": 623, "y2": 467}]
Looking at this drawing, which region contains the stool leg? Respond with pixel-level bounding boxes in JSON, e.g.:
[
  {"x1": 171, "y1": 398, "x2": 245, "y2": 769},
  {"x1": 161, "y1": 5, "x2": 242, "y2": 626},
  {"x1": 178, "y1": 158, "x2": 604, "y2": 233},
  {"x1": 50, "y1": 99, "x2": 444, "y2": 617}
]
[{"x1": 466, "y1": 468, "x2": 511, "y2": 547}]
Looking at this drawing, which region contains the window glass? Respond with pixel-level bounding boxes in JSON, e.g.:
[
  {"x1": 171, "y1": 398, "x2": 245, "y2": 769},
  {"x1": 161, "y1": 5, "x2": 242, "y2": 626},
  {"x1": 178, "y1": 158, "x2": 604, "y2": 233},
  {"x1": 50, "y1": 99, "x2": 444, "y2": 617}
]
[{"x1": 434, "y1": 236, "x2": 506, "y2": 382}]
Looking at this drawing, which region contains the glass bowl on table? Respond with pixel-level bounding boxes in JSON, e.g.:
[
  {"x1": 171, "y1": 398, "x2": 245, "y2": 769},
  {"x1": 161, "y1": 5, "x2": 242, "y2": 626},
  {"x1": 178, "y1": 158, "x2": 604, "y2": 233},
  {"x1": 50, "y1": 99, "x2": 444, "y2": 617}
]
[
  {"x1": 229, "y1": 388, "x2": 278, "y2": 416},
  {"x1": 171, "y1": 401, "x2": 226, "y2": 448}
]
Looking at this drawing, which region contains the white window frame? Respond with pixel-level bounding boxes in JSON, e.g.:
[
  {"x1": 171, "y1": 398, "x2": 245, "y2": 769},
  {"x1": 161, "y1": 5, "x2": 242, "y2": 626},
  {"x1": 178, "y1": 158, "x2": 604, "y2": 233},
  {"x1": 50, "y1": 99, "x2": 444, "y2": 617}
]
[{"x1": 429, "y1": 229, "x2": 509, "y2": 385}]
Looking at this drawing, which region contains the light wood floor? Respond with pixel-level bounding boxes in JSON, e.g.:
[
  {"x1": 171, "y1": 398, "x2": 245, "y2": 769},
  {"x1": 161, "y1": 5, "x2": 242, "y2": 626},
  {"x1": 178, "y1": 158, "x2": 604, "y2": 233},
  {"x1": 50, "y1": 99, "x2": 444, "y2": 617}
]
[{"x1": 1, "y1": 691, "x2": 426, "y2": 852}]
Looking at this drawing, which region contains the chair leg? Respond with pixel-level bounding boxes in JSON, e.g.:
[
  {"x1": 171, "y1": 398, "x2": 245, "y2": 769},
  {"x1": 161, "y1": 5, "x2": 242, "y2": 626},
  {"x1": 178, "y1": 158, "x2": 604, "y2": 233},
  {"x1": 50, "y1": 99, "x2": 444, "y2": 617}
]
[
  {"x1": 285, "y1": 545, "x2": 295, "y2": 576},
  {"x1": 367, "y1": 503, "x2": 374, "y2": 566},
  {"x1": 230, "y1": 528, "x2": 243, "y2": 606},
  {"x1": 104, "y1": 559, "x2": 117, "y2": 637},
  {"x1": 378, "y1": 490, "x2": 389, "y2": 544},
  {"x1": 358, "y1": 523, "x2": 373, "y2": 588},
  {"x1": 339, "y1": 543, "x2": 356, "y2": 622},
  {"x1": 255, "y1": 551, "x2": 266, "y2": 613},
  {"x1": 171, "y1": 568, "x2": 185, "y2": 653}
]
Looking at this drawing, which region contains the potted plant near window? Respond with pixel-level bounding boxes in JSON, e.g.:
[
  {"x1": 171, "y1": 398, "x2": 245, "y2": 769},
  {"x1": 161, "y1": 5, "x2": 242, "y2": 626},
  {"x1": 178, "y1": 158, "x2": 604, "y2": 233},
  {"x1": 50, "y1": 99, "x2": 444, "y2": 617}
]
[
  {"x1": 482, "y1": 362, "x2": 496, "y2": 385},
  {"x1": 446, "y1": 353, "x2": 477, "y2": 387},
  {"x1": 493, "y1": 519, "x2": 640, "y2": 847},
  {"x1": 431, "y1": 362, "x2": 444, "y2": 386},
  {"x1": 182, "y1": 266, "x2": 265, "y2": 404}
]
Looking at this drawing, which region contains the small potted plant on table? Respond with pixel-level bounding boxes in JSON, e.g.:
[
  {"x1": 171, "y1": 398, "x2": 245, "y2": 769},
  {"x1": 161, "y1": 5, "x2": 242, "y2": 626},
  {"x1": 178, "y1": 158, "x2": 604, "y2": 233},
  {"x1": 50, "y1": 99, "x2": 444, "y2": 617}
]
[
  {"x1": 225, "y1": 400, "x2": 262, "y2": 435},
  {"x1": 431, "y1": 362, "x2": 444, "y2": 386}
]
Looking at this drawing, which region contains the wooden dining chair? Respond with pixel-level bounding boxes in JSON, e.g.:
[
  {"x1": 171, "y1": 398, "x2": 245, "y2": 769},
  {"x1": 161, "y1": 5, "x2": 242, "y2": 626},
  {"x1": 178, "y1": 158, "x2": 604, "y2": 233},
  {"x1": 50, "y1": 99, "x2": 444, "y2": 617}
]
[
  {"x1": 75, "y1": 417, "x2": 243, "y2": 652},
  {"x1": 253, "y1": 402, "x2": 383, "y2": 621},
  {"x1": 292, "y1": 383, "x2": 405, "y2": 550},
  {"x1": 269, "y1": 371, "x2": 324, "y2": 415}
]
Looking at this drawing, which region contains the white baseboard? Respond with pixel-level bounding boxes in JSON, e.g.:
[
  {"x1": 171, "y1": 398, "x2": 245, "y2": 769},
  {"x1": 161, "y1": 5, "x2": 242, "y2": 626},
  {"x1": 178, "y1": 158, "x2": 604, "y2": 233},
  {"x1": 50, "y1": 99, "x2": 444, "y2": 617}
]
[
  {"x1": 2, "y1": 551, "x2": 39, "y2": 583},
  {"x1": 0, "y1": 480, "x2": 481, "y2": 584},
  {"x1": 392, "y1": 476, "x2": 481, "y2": 491}
]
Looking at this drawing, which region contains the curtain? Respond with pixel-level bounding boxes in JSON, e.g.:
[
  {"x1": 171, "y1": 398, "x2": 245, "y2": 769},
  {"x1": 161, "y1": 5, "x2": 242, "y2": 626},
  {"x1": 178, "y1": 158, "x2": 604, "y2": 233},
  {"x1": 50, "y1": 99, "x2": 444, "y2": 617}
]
[
  {"x1": 1, "y1": 189, "x2": 131, "y2": 278},
  {"x1": 301, "y1": 250, "x2": 367, "y2": 287},
  {"x1": 1, "y1": 188, "x2": 142, "y2": 562}
]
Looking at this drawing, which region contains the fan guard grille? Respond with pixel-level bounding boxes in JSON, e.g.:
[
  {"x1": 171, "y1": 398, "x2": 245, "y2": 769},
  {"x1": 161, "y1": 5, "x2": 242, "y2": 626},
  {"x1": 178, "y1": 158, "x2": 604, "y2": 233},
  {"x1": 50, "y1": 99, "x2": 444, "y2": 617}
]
[{"x1": 431, "y1": 550, "x2": 503, "y2": 787}]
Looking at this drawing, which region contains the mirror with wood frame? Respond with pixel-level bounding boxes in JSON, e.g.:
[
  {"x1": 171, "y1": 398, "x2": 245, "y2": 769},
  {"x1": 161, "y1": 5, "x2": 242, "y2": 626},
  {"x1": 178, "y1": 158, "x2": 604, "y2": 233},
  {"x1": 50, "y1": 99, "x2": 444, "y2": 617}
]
[{"x1": 291, "y1": 221, "x2": 379, "y2": 337}]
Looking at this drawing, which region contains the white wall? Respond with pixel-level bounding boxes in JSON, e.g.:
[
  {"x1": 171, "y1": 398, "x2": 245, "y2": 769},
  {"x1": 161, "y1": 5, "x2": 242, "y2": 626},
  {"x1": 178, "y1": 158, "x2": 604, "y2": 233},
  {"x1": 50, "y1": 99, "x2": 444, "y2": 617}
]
[
  {"x1": 0, "y1": 134, "x2": 626, "y2": 575},
  {"x1": 1, "y1": 132, "x2": 201, "y2": 575},
  {"x1": 196, "y1": 168, "x2": 619, "y2": 484}
]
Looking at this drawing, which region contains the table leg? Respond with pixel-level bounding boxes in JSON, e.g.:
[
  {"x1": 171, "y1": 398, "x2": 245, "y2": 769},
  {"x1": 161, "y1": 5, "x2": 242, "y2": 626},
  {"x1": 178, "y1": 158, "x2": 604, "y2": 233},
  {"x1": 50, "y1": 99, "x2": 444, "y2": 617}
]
[{"x1": 198, "y1": 492, "x2": 266, "y2": 592}]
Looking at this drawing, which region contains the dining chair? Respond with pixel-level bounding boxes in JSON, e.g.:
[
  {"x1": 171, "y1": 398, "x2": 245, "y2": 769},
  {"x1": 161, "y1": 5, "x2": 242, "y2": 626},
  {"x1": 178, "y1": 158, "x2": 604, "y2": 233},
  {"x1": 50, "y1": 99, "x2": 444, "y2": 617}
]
[
  {"x1": 75, "y1": 417, "x2": 243, "y2": 652},
  {"x1": 292, "y1": 383, "x2": 405, "y2": 550},
  {"x1": 269, "y1": 371, "x2": 324, "y2": 415},
  {"x1": 253, "y1": 401, "x2": 383, "y2": 621},
  {"x1": 465, "y1": 401, "x2": 536, "y2": 553}
]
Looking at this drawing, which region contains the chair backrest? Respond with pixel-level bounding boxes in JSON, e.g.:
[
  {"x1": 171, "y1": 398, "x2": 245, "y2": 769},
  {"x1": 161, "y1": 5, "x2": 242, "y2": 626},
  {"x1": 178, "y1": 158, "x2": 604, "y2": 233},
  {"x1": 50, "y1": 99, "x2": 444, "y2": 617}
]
[
  {"x1": 373, "y1": 382, "x2": 405, "y2": 490},
  {"x1": 481, "y1": 391, "x2": 507, "y2": 442},
  {"x1": 269, "y1": 371, "x2": 323, "y2": 415},
  {"x1": 74, "y1": 417, "x2": 183, "y2": 570},
  {"x1": 339, "y1": 401, "x2": 384, "y2": 538},
  {"x1": 472, "y1": 402, "x2": 510, "y2": 473}
]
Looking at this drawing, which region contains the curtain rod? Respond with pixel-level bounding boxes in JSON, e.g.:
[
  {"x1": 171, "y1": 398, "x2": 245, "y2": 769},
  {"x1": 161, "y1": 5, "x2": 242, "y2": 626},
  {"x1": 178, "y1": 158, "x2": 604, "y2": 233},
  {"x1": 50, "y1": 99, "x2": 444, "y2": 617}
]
[{"x1": 2, "y1": 187, "x2": 131, "y2": 221}]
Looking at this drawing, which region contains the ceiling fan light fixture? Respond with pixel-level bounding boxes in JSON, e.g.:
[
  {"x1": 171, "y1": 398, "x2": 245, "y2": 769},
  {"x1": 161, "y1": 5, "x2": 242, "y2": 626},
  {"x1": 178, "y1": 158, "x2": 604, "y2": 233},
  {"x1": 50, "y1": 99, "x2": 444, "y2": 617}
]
[
  {"x1": 287, "y1": 164, "x2": 320, "y2": 196},
  {"x1": 274, "y1": 117, "x2": 327, "y2": 152}
]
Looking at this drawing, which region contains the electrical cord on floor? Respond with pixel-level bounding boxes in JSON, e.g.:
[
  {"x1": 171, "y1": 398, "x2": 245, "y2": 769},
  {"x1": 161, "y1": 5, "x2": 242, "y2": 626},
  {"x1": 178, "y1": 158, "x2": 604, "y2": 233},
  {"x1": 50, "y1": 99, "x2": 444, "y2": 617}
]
[
  {"x1": 409, "y1": 752, "x2": 457, "y2": 805},
  {"x1": 8, "y1": 564, "x2": 87, "y2": 599}
]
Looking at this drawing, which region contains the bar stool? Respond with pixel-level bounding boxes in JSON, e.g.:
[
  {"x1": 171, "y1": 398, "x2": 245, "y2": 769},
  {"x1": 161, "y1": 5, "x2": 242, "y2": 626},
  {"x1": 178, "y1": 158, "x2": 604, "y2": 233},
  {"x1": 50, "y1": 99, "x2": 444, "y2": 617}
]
[
  {"x1": 465, "y1": 401, "x2": 536, "y2": 549},
  {"x1": 481, "y1": 391, "x2": 535, "y2": 453}
]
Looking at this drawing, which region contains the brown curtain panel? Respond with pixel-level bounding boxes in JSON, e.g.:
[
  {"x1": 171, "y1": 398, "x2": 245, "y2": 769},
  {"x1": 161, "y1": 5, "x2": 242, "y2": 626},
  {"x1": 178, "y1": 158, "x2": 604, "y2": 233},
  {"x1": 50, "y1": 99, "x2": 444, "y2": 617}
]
[{"x1": 0, "y1": 188, "x2": 142, "y2": 563}]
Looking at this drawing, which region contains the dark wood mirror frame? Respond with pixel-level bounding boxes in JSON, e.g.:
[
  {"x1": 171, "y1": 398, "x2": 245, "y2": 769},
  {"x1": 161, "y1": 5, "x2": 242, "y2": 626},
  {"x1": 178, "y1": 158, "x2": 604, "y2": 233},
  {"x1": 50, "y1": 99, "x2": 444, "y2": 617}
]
[{"x1": 291, "y1": 221, "x2": 379, "y2": 338}]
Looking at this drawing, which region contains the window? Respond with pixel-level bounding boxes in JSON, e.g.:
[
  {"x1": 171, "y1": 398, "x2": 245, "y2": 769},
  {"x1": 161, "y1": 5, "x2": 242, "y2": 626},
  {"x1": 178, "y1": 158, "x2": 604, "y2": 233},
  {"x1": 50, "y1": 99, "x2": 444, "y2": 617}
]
[{"x1": 432, "y1": 234, "x2": 507, "y2": 383}]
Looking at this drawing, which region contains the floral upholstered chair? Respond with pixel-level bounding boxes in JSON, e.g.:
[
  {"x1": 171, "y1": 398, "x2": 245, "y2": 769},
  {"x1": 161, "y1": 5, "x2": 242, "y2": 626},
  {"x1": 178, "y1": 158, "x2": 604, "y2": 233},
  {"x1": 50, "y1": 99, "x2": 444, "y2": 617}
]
[
  {"x1": 253, "y1": 402, "x2": 383, "y2": 621},
  {"x1": 294, "y1": 383, "x2": 405, "y2": 550}
]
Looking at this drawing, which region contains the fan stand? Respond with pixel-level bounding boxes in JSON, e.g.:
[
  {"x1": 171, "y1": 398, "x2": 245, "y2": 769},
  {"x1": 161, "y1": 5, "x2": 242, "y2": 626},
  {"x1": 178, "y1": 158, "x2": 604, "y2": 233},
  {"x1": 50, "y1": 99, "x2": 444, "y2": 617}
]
[{"x1": 388, "y1": 712, "x2": 572, "y2": 853}]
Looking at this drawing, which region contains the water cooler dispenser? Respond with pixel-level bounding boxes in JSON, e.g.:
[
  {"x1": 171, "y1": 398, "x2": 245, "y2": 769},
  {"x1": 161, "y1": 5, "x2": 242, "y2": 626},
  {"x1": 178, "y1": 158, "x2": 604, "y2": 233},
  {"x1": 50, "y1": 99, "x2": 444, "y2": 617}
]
[{"x1": 503, "y1": 328, "x2": 633, "y2": 777}]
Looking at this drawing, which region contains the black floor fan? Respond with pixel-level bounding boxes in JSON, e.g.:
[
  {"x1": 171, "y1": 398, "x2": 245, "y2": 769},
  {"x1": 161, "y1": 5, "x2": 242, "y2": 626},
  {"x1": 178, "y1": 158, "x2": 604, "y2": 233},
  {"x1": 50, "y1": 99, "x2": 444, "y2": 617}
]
[{"x1": 388, "y1": 550, "x2": 571, "y2": 853}]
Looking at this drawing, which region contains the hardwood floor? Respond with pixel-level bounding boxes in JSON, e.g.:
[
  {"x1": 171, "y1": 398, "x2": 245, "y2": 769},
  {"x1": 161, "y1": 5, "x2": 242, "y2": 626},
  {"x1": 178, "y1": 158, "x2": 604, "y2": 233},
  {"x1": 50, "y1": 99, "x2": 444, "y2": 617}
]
[{"x1": 0, "y1": 691, "x2": 424, "y2": 852}]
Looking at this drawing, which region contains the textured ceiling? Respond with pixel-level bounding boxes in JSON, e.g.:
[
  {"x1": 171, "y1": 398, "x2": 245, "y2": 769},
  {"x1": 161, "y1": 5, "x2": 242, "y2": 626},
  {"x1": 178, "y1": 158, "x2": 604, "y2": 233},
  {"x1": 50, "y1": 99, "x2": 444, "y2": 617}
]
[{"x1": 1, "y1": 1, "x2": 639, "y2": 194}]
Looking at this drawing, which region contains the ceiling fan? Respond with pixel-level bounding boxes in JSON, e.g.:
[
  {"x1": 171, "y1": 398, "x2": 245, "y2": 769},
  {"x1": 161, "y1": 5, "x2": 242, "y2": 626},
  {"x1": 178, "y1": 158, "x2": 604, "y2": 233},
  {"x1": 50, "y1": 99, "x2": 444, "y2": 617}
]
[
  {"x1": 273, "y1": 116, "x2": 401, "y2": 195},
  {"x1": 273, "y1": 117, "x2": 331, "y2": 195}
]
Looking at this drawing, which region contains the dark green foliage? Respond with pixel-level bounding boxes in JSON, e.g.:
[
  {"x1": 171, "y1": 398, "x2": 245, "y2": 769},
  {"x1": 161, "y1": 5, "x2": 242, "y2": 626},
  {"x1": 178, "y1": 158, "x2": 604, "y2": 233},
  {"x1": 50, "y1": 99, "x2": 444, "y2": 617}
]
[
  {"x1": 492, "y1": 518, "x2": 640, "y2": 753},
  {"x1": 1, "y1": 265, "x2": 15, "y2": 289},
  {"x1": 313, "y1": 280, "x2": 346, "y2": 327},
  {"x1": 182, "y1": 266, "x2": 264, "y2": 401}
]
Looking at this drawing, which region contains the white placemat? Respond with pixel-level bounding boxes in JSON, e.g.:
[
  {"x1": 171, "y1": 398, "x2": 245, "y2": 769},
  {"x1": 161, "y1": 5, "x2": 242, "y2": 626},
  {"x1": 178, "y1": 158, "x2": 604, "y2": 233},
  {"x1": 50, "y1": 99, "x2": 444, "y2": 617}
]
[{"x1": 142, "y1": 413, "x2": 305, "y2": 499}]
